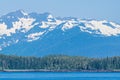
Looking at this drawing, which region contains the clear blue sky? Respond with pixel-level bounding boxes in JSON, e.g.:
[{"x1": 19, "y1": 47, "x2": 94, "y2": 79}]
[{"x1": 0, "y1": 0, "x2": 120, "y2": 23}]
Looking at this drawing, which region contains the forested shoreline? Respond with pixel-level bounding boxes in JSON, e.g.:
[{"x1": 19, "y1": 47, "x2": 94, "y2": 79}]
[{"x1": 0, "y1": 54, "x2": 120, "y2": 72}]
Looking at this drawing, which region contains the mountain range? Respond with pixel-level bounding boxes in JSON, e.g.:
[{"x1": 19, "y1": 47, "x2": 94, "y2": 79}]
[{"x1": 0, "y1": 10, "x2": 120, "y2": 57}]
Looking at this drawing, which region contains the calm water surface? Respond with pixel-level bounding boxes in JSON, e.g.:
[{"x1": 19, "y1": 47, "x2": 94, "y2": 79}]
[{"x1": 0, "y1": 72, "x2": 120, "y2": 80}]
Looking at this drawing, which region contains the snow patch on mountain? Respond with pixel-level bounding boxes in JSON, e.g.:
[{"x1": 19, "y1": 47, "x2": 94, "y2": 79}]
[
  {"x1": 27, "y1": 31, "x2": 45, "y2": 42},
  {"x1": 15, "y1": 39, "x2": 19, "y2": 43},
  {"x1": 0, "y1": 23, "x2": 9, "y2": 36},
  {"x1": 62, "y1": 19, "x2": 78, "y2": 31},
  {"x1": 40, "y1": 19, "x2": 63, "y2": 31},
  {"x1": 47, "y1": 14, "x2": 54, "y2": 22},
  {"x1": 0, "y1": 39, "x2": 18, "y2": 51},
  {"x1": 78, "y1": 20, "x2": 120, "y2": 36},
  {"x1": 20, "y1": 10, "x2": 28, "y2": 16},
  {"x1": 13, "y1": 18, "x2": 35, "y2": 32},
  {"x1": 0, "y1": 17, "x2": 35, "y2": 37}
]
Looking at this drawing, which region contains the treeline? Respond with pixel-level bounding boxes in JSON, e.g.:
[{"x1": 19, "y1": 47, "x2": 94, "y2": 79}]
[{"x1": 0, "y1": 54, "x2": 120, "y2": 71}]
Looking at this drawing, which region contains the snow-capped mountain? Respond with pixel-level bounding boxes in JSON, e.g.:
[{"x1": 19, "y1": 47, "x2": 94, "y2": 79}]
[{"x1": 0, "y1": 10, "x2": 120, "y2": 57}]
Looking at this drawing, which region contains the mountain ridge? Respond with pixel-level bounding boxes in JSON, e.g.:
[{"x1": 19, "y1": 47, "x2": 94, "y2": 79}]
[{"x1": 0, "y1": 10, "x2": 120, "y2": 57}]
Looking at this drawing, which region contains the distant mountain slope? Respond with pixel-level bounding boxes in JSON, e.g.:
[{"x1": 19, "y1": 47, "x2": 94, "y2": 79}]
[{"x1": 0, "y1": 10, "x2": 120, "y2": 57}]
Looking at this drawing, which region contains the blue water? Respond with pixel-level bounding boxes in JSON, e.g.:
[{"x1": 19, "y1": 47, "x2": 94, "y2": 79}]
[{"x1": 0, "y1": 72, "x2": 120, "y2": 80}]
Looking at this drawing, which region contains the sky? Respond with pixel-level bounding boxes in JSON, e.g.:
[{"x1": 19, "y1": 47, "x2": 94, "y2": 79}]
[{"x1": 0, "y1": 0, "x2": 120, "y2": 23}]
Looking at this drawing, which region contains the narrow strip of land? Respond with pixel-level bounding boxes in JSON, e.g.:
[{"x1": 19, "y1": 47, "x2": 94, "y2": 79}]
[{"x1": 0, "y1": 54, "x2": 120, "y2": 72}]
